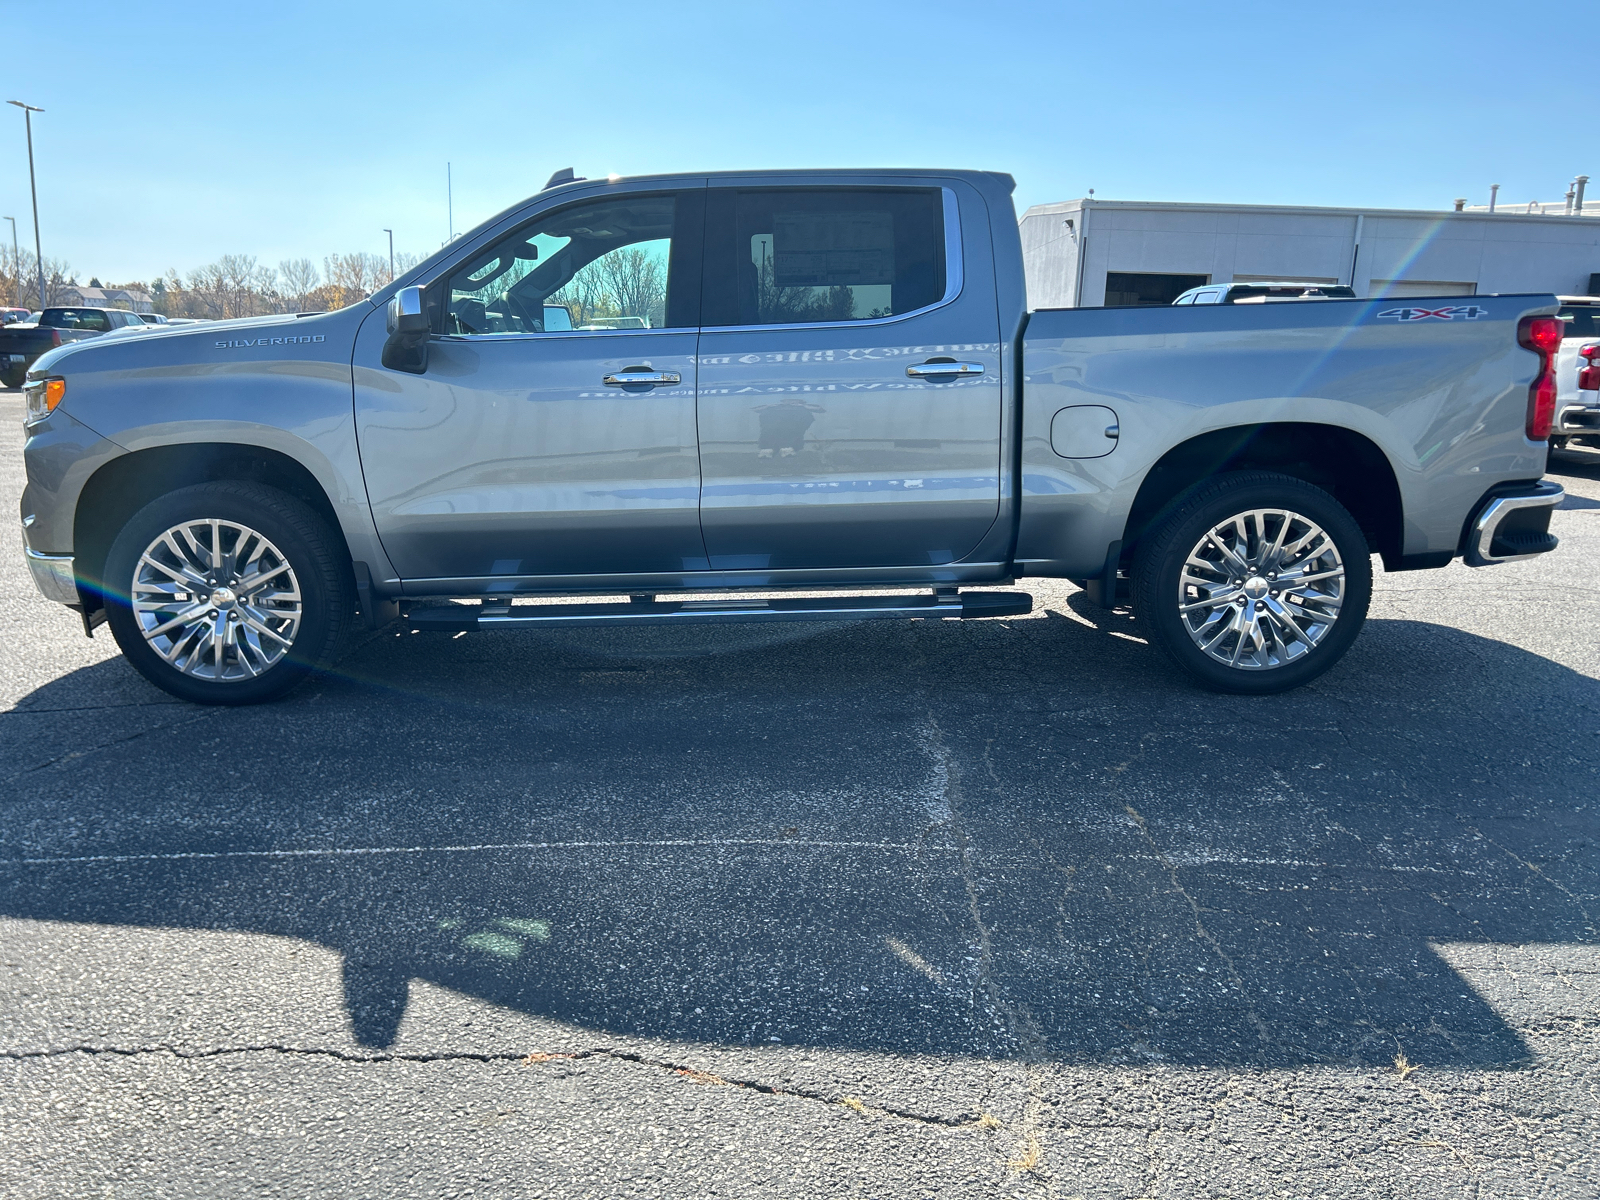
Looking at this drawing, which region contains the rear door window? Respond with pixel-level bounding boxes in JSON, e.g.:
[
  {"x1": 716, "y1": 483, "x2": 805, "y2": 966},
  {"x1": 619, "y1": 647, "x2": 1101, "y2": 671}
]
[{"x1": 702, "y1": 187, "x2": 946, "y2": 326}]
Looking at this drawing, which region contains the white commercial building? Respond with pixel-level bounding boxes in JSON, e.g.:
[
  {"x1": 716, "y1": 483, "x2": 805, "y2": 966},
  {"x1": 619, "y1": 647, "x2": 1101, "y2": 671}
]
[{"x1": 1020, "y1": 199, "x2": 1600, "y2": 309}]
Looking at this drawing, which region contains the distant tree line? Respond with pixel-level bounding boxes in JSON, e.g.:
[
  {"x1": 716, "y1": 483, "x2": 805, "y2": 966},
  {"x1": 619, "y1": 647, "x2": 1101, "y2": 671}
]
[
  {"x1": 0, "y1": 250, "x2": 76, "y2": 308},
  {"x1": 1, "y1": 246, "x2": 425, "y2": 317}
]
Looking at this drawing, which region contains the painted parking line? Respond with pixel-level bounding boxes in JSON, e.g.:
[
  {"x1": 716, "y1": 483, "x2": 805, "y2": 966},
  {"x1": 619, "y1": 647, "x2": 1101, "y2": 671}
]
[{"x1": 5, "y1": 837, "x2": 929, "y2": 869}]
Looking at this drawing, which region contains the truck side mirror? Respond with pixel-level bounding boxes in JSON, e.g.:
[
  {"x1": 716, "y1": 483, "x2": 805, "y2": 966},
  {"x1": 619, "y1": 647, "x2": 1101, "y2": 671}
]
[{"x1": 382, "y1": 285, "x2": 429, "y2": 374}]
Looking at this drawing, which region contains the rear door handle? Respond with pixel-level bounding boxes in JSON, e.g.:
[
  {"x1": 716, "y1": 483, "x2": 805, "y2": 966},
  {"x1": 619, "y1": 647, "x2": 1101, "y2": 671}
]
[
  {"x1": 905, "y1": 361, "x2": 984, "y2": 378},
  {"x1": 603, "y1": 370, "x2": 681, "y2": 386}
]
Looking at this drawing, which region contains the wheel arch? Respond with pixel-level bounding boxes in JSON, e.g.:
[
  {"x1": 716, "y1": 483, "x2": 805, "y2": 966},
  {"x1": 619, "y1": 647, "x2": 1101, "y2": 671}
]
[
  {"x1": 74, "y1": 442, "x2": 352, "y2": 608},
  {"x1": 1119, "y1": 422, "x2": 1405, "y2": 569}
]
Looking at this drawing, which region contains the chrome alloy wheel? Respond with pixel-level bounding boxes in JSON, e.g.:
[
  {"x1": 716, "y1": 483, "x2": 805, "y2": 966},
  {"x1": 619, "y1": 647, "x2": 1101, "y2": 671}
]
[
  {"x1": 130, "y1": 519, "x2": 303, "y2": 681},
  {"x1": 1178, "y1": 508, "x2": 1345, "y2": 671}
]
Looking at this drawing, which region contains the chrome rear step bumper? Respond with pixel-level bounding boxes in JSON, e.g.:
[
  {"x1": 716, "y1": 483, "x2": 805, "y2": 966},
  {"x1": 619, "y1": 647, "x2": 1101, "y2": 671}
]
[
  {"x1": 1464, "y1": 480, "x2": 1563, "y2": 566},
  {"x1": 408, "y1": 590, "x2": 1033, "y2": 632}
]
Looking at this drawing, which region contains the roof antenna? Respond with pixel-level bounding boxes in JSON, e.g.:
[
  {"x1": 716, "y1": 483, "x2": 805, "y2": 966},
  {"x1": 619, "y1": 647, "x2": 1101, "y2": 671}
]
[{"x1": 543, "y1": 167, "x2": 585, "y2": 190}]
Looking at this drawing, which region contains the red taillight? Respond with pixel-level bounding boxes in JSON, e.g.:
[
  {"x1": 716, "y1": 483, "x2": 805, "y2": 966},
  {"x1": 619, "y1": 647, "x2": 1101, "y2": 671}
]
[
  {"x1": 1580, "y1": 344, "x2": 1600, "y2": 391},
  {"x1": 1518, "y1": 315, "x2": 1563, "y2": 354},
  {"x1": 50, "y1": 328, "x2": 61, "y2": 347},
  {"x1": 1529, "y1": 373, "x2": 1558, "y2": 439},
  {"x1": 1517, "y1": 315, "x2": 1562, "y2": 440}
]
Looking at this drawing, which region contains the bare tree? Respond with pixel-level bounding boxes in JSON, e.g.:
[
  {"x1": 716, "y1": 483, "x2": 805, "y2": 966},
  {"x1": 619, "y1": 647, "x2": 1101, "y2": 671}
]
[
  {"x1": 2, "y1": 250, "x2": 76, "y2": 308},
  {"x1": 323, "y1": 252, "x2": 391, "y2": 303},
  {"x1": 277, "y1": 258, "x2": 320, "y2": 312},
  {"x1": 252, "y1": 264, "x2": 283, "y2": 313},
  {"x1": 187, "y1": 254, "x2": 266, "y2": 318},
  {"x1": 547, "y1": 268, "x2": 610, "y2": 327},
  {"x1": 0, "y1": 245, "x2": 22, "y2": 307},
  {"x1": 596, "y1": 246, "x2": 667, "y2": 327}
]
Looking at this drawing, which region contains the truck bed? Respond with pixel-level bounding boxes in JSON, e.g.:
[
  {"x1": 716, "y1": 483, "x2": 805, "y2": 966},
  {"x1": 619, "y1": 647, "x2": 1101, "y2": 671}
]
[{"x1": 1015, "y1": 295, "x2": 1551, "y2": 579}]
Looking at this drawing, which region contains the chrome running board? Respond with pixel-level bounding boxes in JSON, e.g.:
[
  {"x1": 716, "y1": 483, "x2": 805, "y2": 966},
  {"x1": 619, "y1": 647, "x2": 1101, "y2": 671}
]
[{"x1": 407, "y1": 590, "x2": 1032, "y2": 632}]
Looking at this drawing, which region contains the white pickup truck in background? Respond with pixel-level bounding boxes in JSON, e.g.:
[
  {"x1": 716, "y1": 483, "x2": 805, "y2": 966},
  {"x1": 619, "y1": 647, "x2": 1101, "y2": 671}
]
[{"x1": 1552, "y1": 296, "x2": 1600, "y2": 454}]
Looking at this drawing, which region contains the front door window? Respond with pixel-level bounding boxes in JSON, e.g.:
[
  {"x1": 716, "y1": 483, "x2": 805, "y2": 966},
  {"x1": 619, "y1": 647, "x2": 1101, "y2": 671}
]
[{"x1": 445, "y1": 194, "x2": 678, "y2": 335}]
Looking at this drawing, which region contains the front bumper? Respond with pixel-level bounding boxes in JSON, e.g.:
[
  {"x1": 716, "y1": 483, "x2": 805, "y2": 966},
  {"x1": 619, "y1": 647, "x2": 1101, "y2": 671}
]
[
  {"x1": 23, "y1": 541, "x2": 78, "y2": 604},
  {"x1": 1463, "y1": 480, "x2": 1563, "y2": 567}
]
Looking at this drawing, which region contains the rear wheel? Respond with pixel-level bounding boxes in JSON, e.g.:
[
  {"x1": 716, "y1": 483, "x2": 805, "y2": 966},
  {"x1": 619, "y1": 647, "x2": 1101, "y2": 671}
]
[
  {"x1": 1132, "y1": 472, "x2": 1372, "y2": 694},
  {"x1": 103, "y1": 482, "x2": 353, "y2": 705}
]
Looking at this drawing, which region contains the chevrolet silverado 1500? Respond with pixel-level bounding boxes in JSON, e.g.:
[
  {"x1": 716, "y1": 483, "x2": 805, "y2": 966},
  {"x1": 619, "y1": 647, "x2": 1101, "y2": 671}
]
[{"x1": 20, "y1": 168, "x2": 1564, "y2": 704}]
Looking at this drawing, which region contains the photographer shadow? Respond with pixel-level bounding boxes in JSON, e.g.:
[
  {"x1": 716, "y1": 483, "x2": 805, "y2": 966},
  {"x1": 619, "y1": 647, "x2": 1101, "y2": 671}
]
[{"x1": 1, "y1": 602, "x2": 1594, "y2": 1068}]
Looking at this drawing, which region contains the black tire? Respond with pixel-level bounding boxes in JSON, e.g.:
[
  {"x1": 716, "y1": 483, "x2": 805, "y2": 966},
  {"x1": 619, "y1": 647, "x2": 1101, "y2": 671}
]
[
  {"x1": 103, "y1": 481, "x2": 354, "y2": 705},
  {"x1": 1131, "y1": 472, "x2": 1372, "y2": 695},
  {"x1": 1, "y1": 369, "x2": 24, "y2": 389}
]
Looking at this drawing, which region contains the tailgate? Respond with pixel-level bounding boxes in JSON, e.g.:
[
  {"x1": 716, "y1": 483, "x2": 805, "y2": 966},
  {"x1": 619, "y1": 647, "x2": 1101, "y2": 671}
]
[{"x1": 0, "y1": 330, "x2": 55, "y2": 357}]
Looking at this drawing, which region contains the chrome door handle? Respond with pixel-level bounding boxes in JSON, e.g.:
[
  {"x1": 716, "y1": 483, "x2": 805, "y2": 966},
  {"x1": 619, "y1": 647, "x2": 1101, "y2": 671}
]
[
  {"x1": 602, "y1": 370, "x2": 681, "y2": 386},
  {"x1": 905, "y1": 361, "x2": 985, "y2": 378}
]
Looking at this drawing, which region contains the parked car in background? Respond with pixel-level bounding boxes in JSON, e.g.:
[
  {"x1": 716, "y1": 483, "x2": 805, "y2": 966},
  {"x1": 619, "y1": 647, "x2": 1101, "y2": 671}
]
[
  {"x1": 20, "y1": 167, "x2": 1564, "y2": 705},
  {"x1": 136, "y1": 313, "x2": 170, "y2": 325},
  {"x1": 1551, "y1": 296, "x2": 1600, "y2": 454},
  {"x1": 1, "y1": 306, "x2": 31, "y2": 325},
  {"x1": 1, "y1": 306, "x2": 150, "y2": 387},
  {"x1": 1176, "y1": 282, "x2": 1359, "y2": 305}
]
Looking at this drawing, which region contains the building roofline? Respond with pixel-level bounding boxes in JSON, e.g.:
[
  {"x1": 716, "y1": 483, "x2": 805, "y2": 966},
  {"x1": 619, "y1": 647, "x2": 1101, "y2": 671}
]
[{"x1": 1021, "y1": 198, "x2": 1600, "y2": 226}]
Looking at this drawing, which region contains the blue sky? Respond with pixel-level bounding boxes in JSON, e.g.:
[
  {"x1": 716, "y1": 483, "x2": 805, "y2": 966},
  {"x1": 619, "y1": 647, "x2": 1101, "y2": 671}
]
[{"x1": 3, "y1": 1, "x2": 1580, "y2": 285}]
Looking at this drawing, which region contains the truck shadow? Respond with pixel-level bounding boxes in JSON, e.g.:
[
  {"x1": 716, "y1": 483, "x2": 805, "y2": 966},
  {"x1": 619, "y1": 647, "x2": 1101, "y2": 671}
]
[
  {"x1": 2, "y1": 608, "x2": 1594, "y2": 1068},
  {"x1": 1548, "y1": 444, "x2": 1600, "y2": 483}
]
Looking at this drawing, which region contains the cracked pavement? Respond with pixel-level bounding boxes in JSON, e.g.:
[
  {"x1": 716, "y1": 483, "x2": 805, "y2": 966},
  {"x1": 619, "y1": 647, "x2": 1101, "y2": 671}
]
[{"x1": 2, "y1": 391, "x2": 1598, "y2": 1197}]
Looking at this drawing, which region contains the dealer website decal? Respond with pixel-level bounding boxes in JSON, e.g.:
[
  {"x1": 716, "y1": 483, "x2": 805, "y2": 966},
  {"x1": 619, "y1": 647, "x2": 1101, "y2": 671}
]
[{"x1": 1375, "y1": 305, "x2": 1489, "y2": 322}]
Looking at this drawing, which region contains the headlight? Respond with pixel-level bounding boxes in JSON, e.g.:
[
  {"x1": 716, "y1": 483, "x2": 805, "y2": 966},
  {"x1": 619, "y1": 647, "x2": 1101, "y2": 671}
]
[{"x1": 23, "y1": 377, "x2": 64, "y2": 427}]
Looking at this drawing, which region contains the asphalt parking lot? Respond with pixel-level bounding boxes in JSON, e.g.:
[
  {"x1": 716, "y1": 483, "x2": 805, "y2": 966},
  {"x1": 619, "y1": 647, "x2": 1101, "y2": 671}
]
[{"x1": 1, "y1": 389, "x2": 1597, "y2": 1199}]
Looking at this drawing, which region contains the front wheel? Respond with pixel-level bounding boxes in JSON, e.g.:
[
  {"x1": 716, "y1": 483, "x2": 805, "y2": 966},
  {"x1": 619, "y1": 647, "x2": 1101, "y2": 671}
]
[
  {"x1": 103, "y1": 481, "x2": 353, "y2": 705},
  {"x1": 1132, "y1": 473, "x2": 1373, "y2": 695}
]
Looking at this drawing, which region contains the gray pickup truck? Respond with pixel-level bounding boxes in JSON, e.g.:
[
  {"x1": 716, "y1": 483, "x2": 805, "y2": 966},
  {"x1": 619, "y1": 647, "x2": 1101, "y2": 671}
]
[
  {"x1": 20, "y1": 168, "x2": 1564, "y2": 704},
  {"x1": 2, "y1": 306, "x2": 149, "y2": 388}
]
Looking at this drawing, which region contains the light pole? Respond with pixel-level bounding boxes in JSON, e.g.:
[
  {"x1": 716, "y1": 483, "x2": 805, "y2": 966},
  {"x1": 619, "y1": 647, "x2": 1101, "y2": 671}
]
[
  {"x1": 3, "y1": 216, "x2": 16, "y2": 307},
  {"x1": 7, "y1": 101, "x2": 46, "y2": 309},
  {"x1": 383, "y1": 228, "x2": 394, "y2": 281}
]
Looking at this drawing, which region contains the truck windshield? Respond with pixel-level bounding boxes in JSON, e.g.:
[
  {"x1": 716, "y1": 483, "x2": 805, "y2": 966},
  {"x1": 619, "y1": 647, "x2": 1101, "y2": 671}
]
[
  {"x1": 40, "y1": 309, "x2": 113, "y2": 332},
  {"x1": 1558, "y1": 305, "x2": 1600, "y2": 342}
]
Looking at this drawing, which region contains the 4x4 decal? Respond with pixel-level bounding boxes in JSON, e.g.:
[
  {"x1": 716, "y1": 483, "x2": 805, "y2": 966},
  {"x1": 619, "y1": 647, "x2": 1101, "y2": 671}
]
[{"x1": 1375, "y1": 304, "x2": 1489, "y2": 322}]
